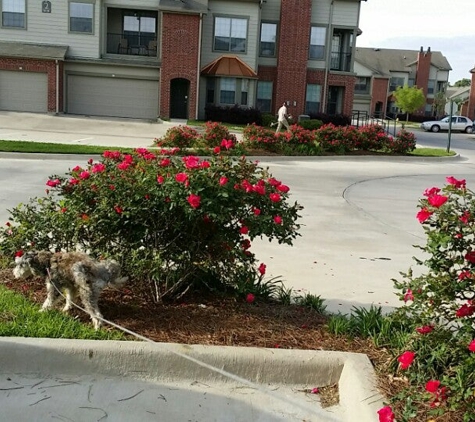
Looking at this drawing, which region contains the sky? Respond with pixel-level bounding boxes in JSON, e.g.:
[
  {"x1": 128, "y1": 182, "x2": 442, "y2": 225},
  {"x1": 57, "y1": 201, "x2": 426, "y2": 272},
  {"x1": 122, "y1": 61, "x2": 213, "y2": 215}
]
[{"x1": 357, "y1": 0, "x2": 475, "y2": 84}]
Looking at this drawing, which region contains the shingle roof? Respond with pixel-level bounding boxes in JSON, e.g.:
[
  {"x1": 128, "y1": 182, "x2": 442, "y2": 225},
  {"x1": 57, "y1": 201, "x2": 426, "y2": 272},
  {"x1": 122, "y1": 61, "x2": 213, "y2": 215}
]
[
  {"x1": 201, "y1": 55, "x2": 258, "y2": 78},
  {"x1": 355, "y1": 47, "x2": 452, "y2": 77},
  {"x1": 0, "y1": 41, "x2": 68, "y2": 60}
]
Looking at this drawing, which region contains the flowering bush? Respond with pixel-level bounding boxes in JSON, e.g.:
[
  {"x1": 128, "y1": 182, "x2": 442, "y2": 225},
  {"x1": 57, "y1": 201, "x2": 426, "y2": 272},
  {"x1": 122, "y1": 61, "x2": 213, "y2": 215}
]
[
  {"x1": 242, "y1": 123, "x2": 279, "y2": 152},
  {"x1": 358, "y1": 124, "x2": 390, "y2": 151},
  {"x1": 154, "y1": 125, "x2": 199, "y2": 149},
  {"x1": 201, "y1": 121, "x2": 237, "y2": 147},
  {"x1": 382, "y1": 176, "x2": 475, "y2": 420},
  {"x1": 0, "y1": 149, "x2": 303, "y2": 302},
  {"x1": 314, "y1": 123, "x2": 351, "y2": 153},
  {"x1": 385, "y1": 129, "x2": 416, "y2": 154}
]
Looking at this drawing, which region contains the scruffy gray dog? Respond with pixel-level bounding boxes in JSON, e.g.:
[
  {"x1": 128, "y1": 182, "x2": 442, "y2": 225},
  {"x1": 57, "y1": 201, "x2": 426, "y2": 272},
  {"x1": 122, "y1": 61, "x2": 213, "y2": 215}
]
[{"x1": 13, "y1": 251, "x2": 128, "y2": 329}]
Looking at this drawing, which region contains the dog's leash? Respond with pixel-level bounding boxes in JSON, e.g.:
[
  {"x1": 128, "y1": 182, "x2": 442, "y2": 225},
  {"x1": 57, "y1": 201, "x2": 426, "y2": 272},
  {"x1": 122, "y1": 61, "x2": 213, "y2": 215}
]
[{"x1": 45, "y1": 275, "x2": 341, "y2": 422}]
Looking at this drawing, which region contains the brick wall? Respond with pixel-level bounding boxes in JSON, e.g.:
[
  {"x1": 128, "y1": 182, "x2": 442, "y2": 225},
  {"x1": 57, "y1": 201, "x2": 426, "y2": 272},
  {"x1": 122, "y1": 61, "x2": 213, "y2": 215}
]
[
  {"x1": 468, "y1": 68, "x2": 475, "y2": 120},
  {"x1": 275, "y1": 0, "x2": 312, "y2": 117},
  {"x1": 160, "y1": 13, "x2": 200, "y2": 119},
  {"x1": 371, "y1": 78, "x2": 389, "y2": 116},
  {"x1": 415, "y1": 47, "x2": 432, "y2": 115},
  {"x1": 0, "y1": 57, "x2": 61, "y2": 112}
]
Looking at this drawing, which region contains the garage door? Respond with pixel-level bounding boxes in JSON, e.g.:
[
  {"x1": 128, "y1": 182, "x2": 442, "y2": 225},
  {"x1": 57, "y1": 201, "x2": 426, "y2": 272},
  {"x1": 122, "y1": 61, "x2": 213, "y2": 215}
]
[
  {"x1": 67, "y1": 75, "x2": 159, "y2": 119},
  {"x1": 0, "y1": 70, "x2": 48, "y2": 113}
]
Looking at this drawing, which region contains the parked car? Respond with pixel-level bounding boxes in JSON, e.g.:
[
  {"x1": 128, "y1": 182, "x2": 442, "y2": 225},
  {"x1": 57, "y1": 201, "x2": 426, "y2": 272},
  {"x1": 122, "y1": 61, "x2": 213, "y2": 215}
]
[{"x1": 421, "y1": 116, "x2": 474, "y2": 133}]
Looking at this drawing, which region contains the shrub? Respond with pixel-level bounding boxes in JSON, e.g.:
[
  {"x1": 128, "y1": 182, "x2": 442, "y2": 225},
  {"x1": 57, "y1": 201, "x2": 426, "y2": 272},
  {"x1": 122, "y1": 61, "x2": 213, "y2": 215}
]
[
  {"x1": 314, "y1": 123, "x2": 351, "y2": 153},
  {"x1": 154, "y1": 125, "x2": 199, "y2": 149},
  {"x1": 242, "y1": 123, "x2": 279, "y2": 152},
  {"x1": 308, "y1": 112, "x2": 351, "y2": 127},
  {"x1": 386, "y1": 177, "x2": 475, "y2": 420},
  {"x1": 201, "y1": 121, "x2": 237, "y2": 147},
  {"x1": 385, "y1": 129, "x2": 417, "y2": 154},
  {"x1": 298, "y1": 119, "x2": 323, "y2": 131},
  {"x1": 358, "y1": 124, "x2": 390, "y2": 151},
  {"x1": 204, "y1": 104, "x2": 262, "y2": 125},
  {"x1": 0, "y1": 149, "x2": 303, "y2": 303},
  {"x1": 261, "y1": 113, "x2": 276, "y2": 128}
]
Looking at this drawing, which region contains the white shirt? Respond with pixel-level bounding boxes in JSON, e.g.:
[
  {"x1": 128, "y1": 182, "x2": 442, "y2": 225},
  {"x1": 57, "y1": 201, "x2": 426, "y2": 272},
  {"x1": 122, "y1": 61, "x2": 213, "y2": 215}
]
[{"x1": 277, "y1": 105, "x2": 287, "y2": 122}]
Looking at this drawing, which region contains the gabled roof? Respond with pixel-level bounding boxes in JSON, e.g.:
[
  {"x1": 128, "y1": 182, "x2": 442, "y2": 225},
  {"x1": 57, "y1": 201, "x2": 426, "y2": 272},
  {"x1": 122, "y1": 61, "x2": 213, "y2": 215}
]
[
  {"x1": 201, "y1": 55, "x2": 258, "y2": 78},
  {"x1": 447, "y1": 86, "x2": 470, "y2": 101},
  {"x1": 0, "y1": 41, "x2": 68, "y2": 60},
  {"x1": 354, "y1": 47, "x2": 452, "y2": 78}
]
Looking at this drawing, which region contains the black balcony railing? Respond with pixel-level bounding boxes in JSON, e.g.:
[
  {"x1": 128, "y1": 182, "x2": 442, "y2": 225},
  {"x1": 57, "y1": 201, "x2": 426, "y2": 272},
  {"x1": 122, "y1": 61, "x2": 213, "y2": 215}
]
[
  {"x1": 106, "y1": 32, "x2": 158, "y2": 57},
  {"x1": 329, "y1": 51, "x2": 351, "y2": 72}
]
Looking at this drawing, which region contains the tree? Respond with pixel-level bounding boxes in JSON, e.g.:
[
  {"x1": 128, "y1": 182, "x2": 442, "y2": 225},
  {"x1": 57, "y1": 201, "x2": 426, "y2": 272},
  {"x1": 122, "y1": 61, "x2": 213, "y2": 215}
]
[
  {"x1": 432, "y1": 91, "x2": 447, "y2": 118},
  {"x1": 393, "y1": 85, "x2": 426, "y2": 123},
  {"x1": 453, "y1": 78, "x2": 471, "y2": 87}
]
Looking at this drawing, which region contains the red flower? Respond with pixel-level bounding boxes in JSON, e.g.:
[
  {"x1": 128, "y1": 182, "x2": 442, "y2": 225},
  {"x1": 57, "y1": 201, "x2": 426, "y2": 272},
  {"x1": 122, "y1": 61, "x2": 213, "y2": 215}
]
[
  {"x1": 446, "y1": 176, "x2": 466, "y2": 188},
  {"x1": 72, "y1": 165, "x2": 82, "y2": 172},
  {"x1": 221, "y1": 139, "x2": 234, "y2": 150},
  {"x1": 458, "y1": 270, "x2": 471, "y2": 281},
  {"x1": 241, "y1": 239, "x2": 251, "y2": 250},
  {"x1": 468, "y1": 340, "x2": 475, "y2": 352},
  {"x1": 60, "y1": 207, "x2": 67, "y2": 213},
  {"x1": 79, "y1": 171, "x2": 90, "y2": 180},
  {"x1": 187, "y1": 194, "x2": 201, "y2": 209},
  {"x1": 160, "y1": 158, "x2": 171, "y2": 167},
  {"x1": 258, "y1": 263, "x2": 266, "y2": 275},
  {"x1": 428, "y1": 194, "x2": 448, "y2": 208},
  {"x1": 175, "y1": 173, "x2": 188, "y2": 183},
  {"x1": 423, "y1": 187, "x2": 441, "y2": 197},
  {"x1": 219, "y1": 176, "x2": 228, "y2": 186},
  {"x1": 117, "y1": 161, "x2": 131, "y2": 170},
  {"x1": 268, "y1": 178, "x2": 281, "y2": 187},
  {"x1": 460, "y1": 211, "x2": 471, "y2": 224},
  {"x1": 416, "y1": 208, "x2": 433, "y2": 223},
  {"x1": 213, "y1": 146, "x2": 221, "y2": 154},
  {"x1": 416, "y1": 325, "x2": 434, "y2": 335},
  {"x1": 377, "y1": 406, "x2": 395, "y2": 422},
  {"x1": 253, "y1": 208, "x2": 261, "y2": 216},
  {"x1": 253, "y1": 185, "x2": 266, "y2": 195},
  {"x1": 403, "y1": 289, "x2": 414, "y2": 302},
  {"x1": 273, "y1": 215, "x2": 283, "y2": 224},
  {"x1": 246, "y1": 293, "x2": 255, "y2": 303},
  {"x1": 465, "y1": 251, "x2": 475, "y2": 263},
  {"x1": 456, "y1": 303, "x2": 475, "y2": 318},
  {"x1": 240, "y1": 226, "x2": 249, "y2": 235},
  {"x1": 46, "y1": 178, "x2": 61, "y2": 187},
  {"x1": 201, "y1": 161, "x2": 210, "y2": 169},
  {"x1": 397, "y1": 351, "x2": 415, "y2": 369},
  {"x1": 183, "y1": 156, "x2": 201, "y2": 169},
  {"x1": 69, "y1": 178, "x2": 79, "y2": 185},
  {"x1": 92, "y1": 163, "x2": 105, "y2": 173},
  {"x1": 114, "y1": 206, "x2": 123, "y2": 214},
  {"x1": 425, "y1": 380, "x2": 441, "y2": 393},
  {"x1": 277, "y1": 184, "x2": 290, "y2": 193},
  {"x1": 14, "y1": 250, "x2": 24, "y2": 258},
  {"x1": 310, "y1": 387, "x2": 319, "y2": 394},
  {"x1": 269, "y1": 193, "x2": 281, "y2": 202},
  {"x1": 157, "y1": 175, "x2": 164, "y2": 184}
]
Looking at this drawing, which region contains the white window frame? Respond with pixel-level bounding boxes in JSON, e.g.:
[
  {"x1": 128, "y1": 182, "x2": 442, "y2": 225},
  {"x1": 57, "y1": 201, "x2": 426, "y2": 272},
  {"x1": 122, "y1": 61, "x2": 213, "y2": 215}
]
[
  {"x1": 1, "y1": 0, "x2": 26, "y2": 29},
  {"x1": 219, "y1": 77, "x2": 236, "y2": 104},
  {"x1": 213, "y1": 16, "x2": 248, "y2": 53},
  {"x1": 309, "y1": 26, "x2": 326, "y2": 60},
  {"x1": 69, "y1": 1, "x2": 94, "y2": 34},
  {"x1": 259, "y1": 22, "x2": 277, "y2": 57},
  {"x1": 305, "y1": 84, "x2": 321, "y2": 115}
]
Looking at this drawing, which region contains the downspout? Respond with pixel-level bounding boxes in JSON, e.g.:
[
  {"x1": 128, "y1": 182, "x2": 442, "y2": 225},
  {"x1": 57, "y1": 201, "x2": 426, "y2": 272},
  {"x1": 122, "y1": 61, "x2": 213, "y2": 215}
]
[
  {"x1": 322, "y1": 0, "x2": 334, "y2": 113},
  {"x1": 55, "y1": 59, "x2": 59, "y2": 115},
  {"x1": 195, "y1": 13, "x2": 203, "y2": 120}
]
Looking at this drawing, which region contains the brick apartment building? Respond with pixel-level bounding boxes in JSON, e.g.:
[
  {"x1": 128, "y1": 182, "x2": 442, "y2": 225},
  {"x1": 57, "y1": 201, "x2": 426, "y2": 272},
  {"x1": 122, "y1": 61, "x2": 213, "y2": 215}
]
[
  {"x1": 0, "y1": 0, "x2": 366, "y2": 121},
  {"x1": 353, "y1": 46, "x2": 451, "y2": 118}
]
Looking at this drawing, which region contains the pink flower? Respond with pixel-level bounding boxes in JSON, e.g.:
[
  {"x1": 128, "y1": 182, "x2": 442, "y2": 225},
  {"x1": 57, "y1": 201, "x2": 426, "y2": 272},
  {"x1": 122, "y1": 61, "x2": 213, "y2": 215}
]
[
  {"x1": 465, "y1": 251, "x2": 475, "y2": 263},
  {"x1": 425, "y1": 380, "x2": 441, "y2": 393},
  {"x1": 273, "y1": 215, "x2": 283, "y2": 224},
  {"x1": 219, "y1": 176, "x2": 228, "y2": 186},
  {"x1": 446, "y1": 176, "x2": 466, "y2": 188},
  {"x1": 160, "y1": 158, "x2": 171, "y2": 167},
  {"x1": 377, "y1": 406, "x2": 395, "y2": 422},
  {"x1": 117, "y1": 161, "x2": 131, "y2": 170},
  {"x1": 157, "y1": 175, "x2": 164, "y2": 184},
  {"x1": 72, "y1": 165, "x2": 82, "y2": 172},
  {"x1": 246, "y1": 293, "x2": 255, "y2": 303},
  {"x1": 269, "y1": 193, "x2": 281, "y2": 202},
  {"x1": 175, "y1": 173, "x2": 188, "y2": 183},
  {"x1": 403, "y1": 289, "x2": 414, "y2": 302},
  {"x1": 69, "y1": 178, "x2": 80, "y2": 185},
  {"x1": 201, "y1": 161, "x2": 210, "y2": 169},
  {"x1": 468, "y1": 340, "x2": 475, "y2": 352},
  {"x1": 253, "y1": 208, "x2": 261, "y2": 216},
  {"x1": 79, "y1": 171, "x2": 90, "y2": 180},
  {"x1": 423, "y1": 187, "x2": 441, "y2": 197},
  {"x1": 46, "y1": 178, "x2": 61, "y2": 187},
  {"x1": 213, "y1": 146, "x2": 221, "y2": 154},
  {"x1": 92, "y1": 163, "x2": 105, "y2": 173},
  {"x1": 183, "y1": 156, "x2": 201, "y2": 169},
  {"x1": 310, "y1": 388, "x2": 319, "y2": 394},
  {"x1": 187, "y1": 194, "x2": 201, "y2": 209},
  {"x1": 397, "y1": 351, "x2": 415, "y2": 369},
  {"x1": 240, "y1": 226, "x2": 249, "y2": 235},
  {"x1": 428, "y1": 194, "x2": 448, "y2": 208},
  {"x1": 258, "y1": 263, "x2": 266, "y2": 275},
  {"x1": 277, "y1": 184, "x2": 290, "y2": 193},
  {"x1": 221, "y1": 139, "x2": 234, "y2": 150},
  {"x1": 416, "y1": 325, "x2": 434, "y2": 335},
  {"x1": 416, "y1": 208, "x2": 433, "y2": 223}
]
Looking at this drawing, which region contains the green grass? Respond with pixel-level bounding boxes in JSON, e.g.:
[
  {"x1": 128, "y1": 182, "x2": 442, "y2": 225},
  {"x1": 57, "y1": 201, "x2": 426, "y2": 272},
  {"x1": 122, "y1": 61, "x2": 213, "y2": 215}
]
[
  {"x1": 409, "y1": 147, "x2": 456, "y2": 157},
  {"x1": 0, "y1": 140, "x2": 134, "y2": 155},
  {"x1": 0, "y1": 285, "x2": 126, "y2": 339}
]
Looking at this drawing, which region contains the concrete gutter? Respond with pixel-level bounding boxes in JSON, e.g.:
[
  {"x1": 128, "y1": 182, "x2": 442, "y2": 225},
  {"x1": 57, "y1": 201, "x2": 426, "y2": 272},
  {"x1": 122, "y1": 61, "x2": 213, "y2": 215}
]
[{"x1": 0, "y1": 337, "x2": 384, "y2": 421}]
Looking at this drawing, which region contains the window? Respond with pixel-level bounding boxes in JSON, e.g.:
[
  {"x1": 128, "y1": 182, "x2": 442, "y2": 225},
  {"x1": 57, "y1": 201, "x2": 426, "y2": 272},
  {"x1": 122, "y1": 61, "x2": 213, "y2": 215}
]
[
  {"x1": 241, "y1": 79, "x2": 248, "y2": 105},
  {"x1": 2, "y1": 0, "x2": 25, "y2": 28},
  {"x1": 214, "y1": 17, "x2": 247, "y2": 53},
  {"x1": 69, "y1": 2, "x2": 93, "y2": 34},
  {"x1": 427, "y1": 79, "x2": 435, "y2": 95},
  {"x1": 408, "y1": 78, "x2": 415, "y2": 87},
  {"x1": 256, "y1": 81, "x2": 272, "y2": 112},
  {"x1": 389, "y1": 77, "x2": 405, "y2": 92},
  {"x1": 305, "y1": 84, "x2": 321, "y2": 115},
  {"x1": 260, "y1": 22, "x2": 277, "y2": 57},
  {"x1": 309, "y1": 26, "x2": 326, "y2": 60},
  {"x1": 354, "y1": 77, "x2": 370, "y2": 94},
  {"x1": 220, "y1": 78, "x2": 236, "y2": 104},
  {"x1": 123, "y1": 11, "x2": 156, "y2": 48},
  {"x1": 206, "y1": 79, "x2": 215, "y2": 104}
]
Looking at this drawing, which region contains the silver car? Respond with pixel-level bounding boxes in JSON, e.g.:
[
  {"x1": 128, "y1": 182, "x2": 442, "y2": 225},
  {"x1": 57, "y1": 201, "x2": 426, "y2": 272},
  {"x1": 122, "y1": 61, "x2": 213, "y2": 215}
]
[{"x1": 421, "y1": 116, "x2": 474, "y2": 133}]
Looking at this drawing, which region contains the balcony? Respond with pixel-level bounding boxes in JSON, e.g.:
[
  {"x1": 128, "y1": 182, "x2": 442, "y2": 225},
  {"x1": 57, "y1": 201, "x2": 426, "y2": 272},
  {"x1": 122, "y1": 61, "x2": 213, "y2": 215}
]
[
  {"x1": 330, "y1": 51, "x2": 352, "y2": 72},
  {"x1": 105, "y1": 8, "x2": 158, "y2": 58}
]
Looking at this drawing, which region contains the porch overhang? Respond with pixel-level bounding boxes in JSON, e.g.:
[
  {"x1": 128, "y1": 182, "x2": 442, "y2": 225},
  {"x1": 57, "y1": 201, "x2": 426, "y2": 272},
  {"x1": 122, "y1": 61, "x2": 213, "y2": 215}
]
[
  {"x1": 0, "y1": 41, "x2": 68, "y2": 60},
  {"x1": 201, "y1": 55, "x2": 258, "y2": 79}
]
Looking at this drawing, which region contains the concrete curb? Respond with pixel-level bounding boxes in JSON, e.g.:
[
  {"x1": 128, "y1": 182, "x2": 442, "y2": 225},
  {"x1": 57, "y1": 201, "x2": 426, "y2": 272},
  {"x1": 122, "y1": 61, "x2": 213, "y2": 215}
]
[{"x1": 0, "y1": 337, "x2": 384, "y2": 421}]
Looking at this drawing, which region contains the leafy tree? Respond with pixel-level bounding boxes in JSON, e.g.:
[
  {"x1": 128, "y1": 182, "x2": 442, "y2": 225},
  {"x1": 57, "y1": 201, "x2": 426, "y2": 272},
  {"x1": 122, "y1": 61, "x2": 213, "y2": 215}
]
[
  {"x1": 432, "y1": 91, "x2": 447, "y2": 118},
  {"x1": 452, "y1": 78, "x2": 471, "y2": 87},
  {"x1": 393, "y1": 85, "x2": 426, "y2": 123}
]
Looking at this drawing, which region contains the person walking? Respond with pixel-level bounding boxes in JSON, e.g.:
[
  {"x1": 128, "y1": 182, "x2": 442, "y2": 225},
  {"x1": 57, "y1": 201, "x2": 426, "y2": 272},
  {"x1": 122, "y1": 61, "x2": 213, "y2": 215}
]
[{"x1": 275, "y1": 102, "x2": 290, "y2": 133}]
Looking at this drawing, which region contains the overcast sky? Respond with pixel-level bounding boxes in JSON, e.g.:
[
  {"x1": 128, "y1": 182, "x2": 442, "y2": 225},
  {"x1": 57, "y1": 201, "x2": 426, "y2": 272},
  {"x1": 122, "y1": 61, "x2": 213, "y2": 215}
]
[{"x1": 357, "y1": 0, "x2": 475, "y2": 84}]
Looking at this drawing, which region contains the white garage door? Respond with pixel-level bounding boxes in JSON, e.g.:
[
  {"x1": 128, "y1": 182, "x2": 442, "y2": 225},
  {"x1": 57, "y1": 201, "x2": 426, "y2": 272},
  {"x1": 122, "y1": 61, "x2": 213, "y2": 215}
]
[
  {"x1": 0, "y1": 70, "x2": 48, "y2": 113},
  {"x1": 67, "y1": 75, "x2": 159, "y2": 119}
]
